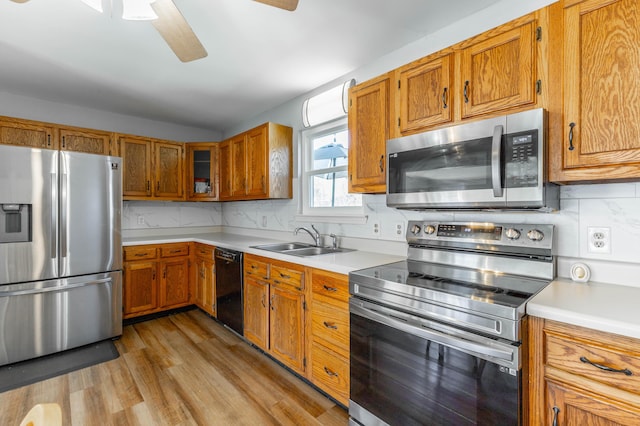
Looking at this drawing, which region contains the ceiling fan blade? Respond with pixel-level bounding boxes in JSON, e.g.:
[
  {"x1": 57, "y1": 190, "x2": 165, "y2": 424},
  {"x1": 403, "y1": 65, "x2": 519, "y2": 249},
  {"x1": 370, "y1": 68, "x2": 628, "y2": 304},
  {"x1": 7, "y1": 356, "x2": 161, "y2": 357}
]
[
  {"x1": 253, "y1": 0, "x2": 299, "y2": 11},
  {"x1": 9, "y1": 0, "x2": 31, "y2": 3},
  {"x1": 151, "y1": 0, "x2": 207, "y2": 63}
]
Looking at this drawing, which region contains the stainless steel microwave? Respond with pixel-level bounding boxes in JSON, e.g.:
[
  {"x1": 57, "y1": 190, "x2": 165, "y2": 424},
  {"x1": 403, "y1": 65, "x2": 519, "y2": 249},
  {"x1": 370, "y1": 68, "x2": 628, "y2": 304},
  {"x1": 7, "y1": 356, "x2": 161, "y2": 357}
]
[{"x1": 386, "y1": 108, "x2": 558, "y2": 211}]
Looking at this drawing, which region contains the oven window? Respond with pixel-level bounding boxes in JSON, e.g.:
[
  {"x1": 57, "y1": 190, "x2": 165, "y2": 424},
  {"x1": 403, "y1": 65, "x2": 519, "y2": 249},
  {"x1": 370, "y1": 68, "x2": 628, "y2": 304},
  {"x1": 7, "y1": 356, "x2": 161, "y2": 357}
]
[
  {"x1": 388, "y1": 137, "x2": 498, "y2": 194},
  {"x1": 350, "y1": 313, "x2": 520, "y2": 425}
]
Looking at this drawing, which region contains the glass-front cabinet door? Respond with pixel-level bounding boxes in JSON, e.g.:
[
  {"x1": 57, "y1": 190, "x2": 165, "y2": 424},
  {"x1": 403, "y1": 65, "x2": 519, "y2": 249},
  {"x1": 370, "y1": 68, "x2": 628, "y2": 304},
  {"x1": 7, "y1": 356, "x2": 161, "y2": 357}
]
[{"x1": 186, "y1": 142, "x2": 219, "y2": 201}]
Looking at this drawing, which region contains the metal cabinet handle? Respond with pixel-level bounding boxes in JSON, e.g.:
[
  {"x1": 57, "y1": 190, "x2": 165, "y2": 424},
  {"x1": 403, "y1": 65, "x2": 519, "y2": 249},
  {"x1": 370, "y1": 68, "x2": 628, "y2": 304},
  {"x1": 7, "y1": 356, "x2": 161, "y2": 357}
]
[
  {"x1": 323, "y1": 321, "x2": 338, "y2": 330},
  {"x1": 323, "y1": 367, "x2": 339, "y2": 378},
  {"x1": 379, "y1": 155, "x2": 384, "y2": 173},
  {"x1": 261, "y1": 294, "x2": 266, "y2": 308},
  {"x1": 134, "y1": 253, "x2": 147, "y2": 257},
  {"x1": 279, "y1": 273, "x2": 291, "y2": 279},
  {"x1": 463, "y1": 80, "x2": 470, "y2": 103},
  {"x1": 442, "y1": 87, "x2": 448, "y2": 109},
  {"x1": 580, "y1": 356, "x2": 633, "y2": 376},
  {"x1": 552, "y1": 406, "x2": 560, "y2": 426},
  {"x1": 146, "y1": 180, "x2": 151, "y2": 194},
  {"x1": 270, "y1": 294, "x2": 275, "y2": 310},
  {"x1": 568, "y1": 122, "x2": 576, "y2": 151},
  {"x1": 62, "y1": 136, "x2": 66, "y2": 148},
  {"x1": 323, "y1": 285, "x2": 338, "y2": 292}
]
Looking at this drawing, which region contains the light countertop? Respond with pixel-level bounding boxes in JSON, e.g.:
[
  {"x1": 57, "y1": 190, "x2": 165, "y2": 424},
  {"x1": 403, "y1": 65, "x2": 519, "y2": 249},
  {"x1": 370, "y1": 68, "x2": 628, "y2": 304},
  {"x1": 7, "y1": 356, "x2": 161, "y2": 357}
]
[
  {"x1": 123, "y1": 232, "x2": 404, "y2": 275},
  {"x1": 527, "y1": 278, "x2": 640, "y2": 340}
]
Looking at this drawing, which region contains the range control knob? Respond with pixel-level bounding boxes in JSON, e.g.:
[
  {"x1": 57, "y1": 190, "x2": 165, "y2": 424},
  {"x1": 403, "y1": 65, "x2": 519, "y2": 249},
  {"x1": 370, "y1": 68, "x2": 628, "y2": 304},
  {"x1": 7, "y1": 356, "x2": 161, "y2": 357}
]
[
  {"x1": 424, "y1": 225, "x2": 436, "y2": 235},
  {"x1": 505, "y1": 228, "x2": 521, "y2": 240},
  {"x1": 410, "y1": 224, "x2": 422, "y2": 235},
  {"x1": 527, "y1": 229, "x2": 545, "y2": 241}
]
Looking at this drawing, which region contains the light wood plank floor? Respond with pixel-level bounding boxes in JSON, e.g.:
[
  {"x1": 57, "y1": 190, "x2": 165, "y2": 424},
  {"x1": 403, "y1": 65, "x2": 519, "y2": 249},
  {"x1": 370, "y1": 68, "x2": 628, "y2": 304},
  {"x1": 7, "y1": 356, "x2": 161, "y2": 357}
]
[{"x1": 0, "y1": 310, "x2": 348, "y2": 425}]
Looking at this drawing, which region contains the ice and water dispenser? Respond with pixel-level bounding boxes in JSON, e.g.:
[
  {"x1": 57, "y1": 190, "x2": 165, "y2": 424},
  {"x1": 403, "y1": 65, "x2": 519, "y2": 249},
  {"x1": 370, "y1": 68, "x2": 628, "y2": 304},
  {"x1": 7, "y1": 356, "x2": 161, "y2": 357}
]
[{"x1": 0, "y1": 203, "x2": 31, "y2": 243}]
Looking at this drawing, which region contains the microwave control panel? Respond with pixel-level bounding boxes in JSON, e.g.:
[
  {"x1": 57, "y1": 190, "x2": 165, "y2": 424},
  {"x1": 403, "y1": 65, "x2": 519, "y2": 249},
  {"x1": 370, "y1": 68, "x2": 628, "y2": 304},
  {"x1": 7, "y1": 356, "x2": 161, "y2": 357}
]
[{"x1": 505, "y1": 130, "x2": 539, "y2": 188}]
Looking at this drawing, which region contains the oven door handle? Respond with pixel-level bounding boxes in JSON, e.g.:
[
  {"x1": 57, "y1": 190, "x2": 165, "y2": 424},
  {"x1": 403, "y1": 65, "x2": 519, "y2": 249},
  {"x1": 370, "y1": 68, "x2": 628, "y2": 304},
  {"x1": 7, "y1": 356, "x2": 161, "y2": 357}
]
[
  {"x1": 491, "y1": 124, "x2": 504, "y2": 198},
  {"x1": 351, "y1": 302, "x2": 515, "y2": 364}
]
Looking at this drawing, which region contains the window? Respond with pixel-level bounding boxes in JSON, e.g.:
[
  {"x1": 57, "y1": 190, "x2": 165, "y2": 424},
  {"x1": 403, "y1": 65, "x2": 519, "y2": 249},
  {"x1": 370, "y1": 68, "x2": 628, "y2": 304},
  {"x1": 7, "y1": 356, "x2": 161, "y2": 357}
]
[{"x1": 300, "y1": 118, "x2": 363, "y2": 221}]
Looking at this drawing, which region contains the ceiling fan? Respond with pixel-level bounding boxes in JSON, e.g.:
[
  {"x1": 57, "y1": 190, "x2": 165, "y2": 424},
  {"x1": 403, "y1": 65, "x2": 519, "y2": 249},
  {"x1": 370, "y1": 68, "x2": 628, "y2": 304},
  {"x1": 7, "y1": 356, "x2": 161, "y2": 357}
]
[{"x1": 9, "y1": 0, "x2": 299, "y2": 62}]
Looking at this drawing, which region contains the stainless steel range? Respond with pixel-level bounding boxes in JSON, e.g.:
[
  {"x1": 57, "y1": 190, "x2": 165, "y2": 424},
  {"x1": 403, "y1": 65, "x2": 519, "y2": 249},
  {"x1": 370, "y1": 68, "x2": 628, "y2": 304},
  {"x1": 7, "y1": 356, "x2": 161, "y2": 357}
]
[{"x1": 348, "y1": 221, "x2": 555, "y2": 426}]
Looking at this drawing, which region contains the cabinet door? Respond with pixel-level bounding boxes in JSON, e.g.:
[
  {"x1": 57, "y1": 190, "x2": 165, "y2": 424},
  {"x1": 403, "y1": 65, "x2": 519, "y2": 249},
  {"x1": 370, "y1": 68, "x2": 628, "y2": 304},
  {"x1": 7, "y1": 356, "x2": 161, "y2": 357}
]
[
  {"x1": 186, "y1": 143, "x2": 218, "y2": 201},
  {"x1": 123, "y1": 260, "x2": 157, "y2": 317},
  {"x1": 245, "y1": 125, "x2": 268, "y2": 198},
  {"x1": 558, "y1": 0, "x2": 640, "y2": 179},
  {"x1": 398, "y1": 53, "x2": 454, "y2": 134},
  {"x1": 218, "y1": 140, "x2": 232, "y2": 200},
  {"x1": 203, "y1": 258, "x2": 215, "y2": 316},
  {"x1": 546, "y1": 380, "x2": 640, "y2": 425},
  {"x1": 0, "y1": 118, "x2": 56, "y2": 149},
  {"x1": 270, "y1": 286, "x2": 305, "y2": 374},
  {"x1": 154, "y1": 141, "x2": 184, "y2": 199},
  {"x1": 121, "y1": 136, "x2": 152, "y2": 197},
  {"x1": 60, "y1": 127, "x2": 112, "y2": 155},
  {"x1": 348, "y1": 74, "x2": 391, "y2": 194},
  {"x1": 230, "y1": 134, "x2": 247, "y2": 197},
  {"x1": 243, "y1": 277, "x2": 269, "y2": 350},
  {"x1": 159, "y1": 257, "x2": 190, "y2": 309},
  {"x1": 460, "y1": 19, "x2": 536, "y2": 119}
]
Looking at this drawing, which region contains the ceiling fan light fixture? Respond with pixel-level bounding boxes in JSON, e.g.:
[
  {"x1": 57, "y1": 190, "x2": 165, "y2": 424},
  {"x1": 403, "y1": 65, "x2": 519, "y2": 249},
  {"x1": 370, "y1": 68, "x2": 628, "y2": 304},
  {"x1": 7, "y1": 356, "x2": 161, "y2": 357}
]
[
  {"x1": 122, "y1": 0, "x2": 158, "y2": 21},
  {"x1": 80, "y1": 0, "x2": 103, "y2": 13}
]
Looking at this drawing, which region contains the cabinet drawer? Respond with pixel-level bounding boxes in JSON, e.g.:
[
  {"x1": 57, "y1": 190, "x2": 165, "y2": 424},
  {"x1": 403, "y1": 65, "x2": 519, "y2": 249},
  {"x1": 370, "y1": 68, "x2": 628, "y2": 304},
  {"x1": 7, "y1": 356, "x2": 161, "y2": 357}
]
[
  {"x1": 312, "y1": 269, "x2": 349, "y2": 304},
  {"x1": 546, "y1": 332, "x2": 640, "y2": 395},
  {"x1": 124, "y1": 246, "x2": 157, "y2": 261},
  {"x1": 310, "y1": 342, "x2": 349, "y2": 404},
  {"x1": 271, "y1": 265, "x2": 304, "y2": 291},
  {"x1": 160, "y1": 243, "x2": 189, "y2": 258},
  {"x1": 194, "y1": 243, "x2": 214, "y2": 259},
  {"x1": 311, "y1": 300, "x2": 349, "y2": 355},
  {"x1": 245, "y1": 258, "x2": 270, "y2": 280}
]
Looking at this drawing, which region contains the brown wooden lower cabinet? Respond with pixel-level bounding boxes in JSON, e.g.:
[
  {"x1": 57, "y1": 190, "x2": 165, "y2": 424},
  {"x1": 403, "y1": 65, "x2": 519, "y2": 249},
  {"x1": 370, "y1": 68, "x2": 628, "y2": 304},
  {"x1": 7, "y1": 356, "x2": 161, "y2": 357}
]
[
  {"x1": 243, "y1": 254, "x2": 306, "y2": 375},
  {"x1": 529, "y1": 317, "x2": 640, "y2": 425},
  {"x1": 123, "y1": 243, "x2": 191, "y2": 319},
  {"x1": 307, "y1": 268, "x2": 350, "y2": 406},
  {"x1": 193, "y1": 243, "x2": 216, "y2": 316}
]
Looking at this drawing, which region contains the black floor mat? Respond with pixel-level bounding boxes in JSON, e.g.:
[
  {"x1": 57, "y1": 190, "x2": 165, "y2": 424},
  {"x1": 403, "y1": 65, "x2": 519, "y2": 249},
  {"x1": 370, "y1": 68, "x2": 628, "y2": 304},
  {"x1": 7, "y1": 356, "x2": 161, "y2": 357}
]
[{"x1": 0, "y1": 340, "x2": 120, "y2": 393}]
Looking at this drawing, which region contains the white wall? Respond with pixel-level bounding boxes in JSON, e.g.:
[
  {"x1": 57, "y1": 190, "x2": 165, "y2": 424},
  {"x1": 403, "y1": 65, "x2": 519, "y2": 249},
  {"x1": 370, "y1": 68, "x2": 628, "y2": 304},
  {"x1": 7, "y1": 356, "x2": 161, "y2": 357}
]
[{"x1": 0, "y1": 92, "x2": 221, "y2": 141}]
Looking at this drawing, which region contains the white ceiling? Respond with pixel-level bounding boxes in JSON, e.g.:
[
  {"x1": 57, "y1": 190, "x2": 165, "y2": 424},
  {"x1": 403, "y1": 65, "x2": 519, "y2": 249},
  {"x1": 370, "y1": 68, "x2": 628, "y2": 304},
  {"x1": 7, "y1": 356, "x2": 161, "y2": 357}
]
[{"x1": 0, "y1": 0, "x2": 502, "y2": 133}]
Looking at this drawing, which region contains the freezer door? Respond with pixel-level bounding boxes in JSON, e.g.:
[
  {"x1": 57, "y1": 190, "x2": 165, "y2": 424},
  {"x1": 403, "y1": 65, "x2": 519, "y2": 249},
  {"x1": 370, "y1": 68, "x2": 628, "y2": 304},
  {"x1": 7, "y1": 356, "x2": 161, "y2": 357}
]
[
  {"x1": 0, "y1": 271, "x2": 122, "y2": 366},
  {"x1": 0, "y1": 145, "x2": 58, "y2": 285},
  {"x1": 59, "y1": 152, "x2": 122, "y2": 277}
]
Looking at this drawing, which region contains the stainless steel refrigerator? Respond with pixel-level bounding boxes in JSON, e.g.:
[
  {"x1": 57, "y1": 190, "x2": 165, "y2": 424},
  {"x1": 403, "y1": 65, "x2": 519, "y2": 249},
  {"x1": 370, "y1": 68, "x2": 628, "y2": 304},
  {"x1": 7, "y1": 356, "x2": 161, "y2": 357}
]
[{"x1": 0, "y1": 144, "x2": 122, "y2": 366}]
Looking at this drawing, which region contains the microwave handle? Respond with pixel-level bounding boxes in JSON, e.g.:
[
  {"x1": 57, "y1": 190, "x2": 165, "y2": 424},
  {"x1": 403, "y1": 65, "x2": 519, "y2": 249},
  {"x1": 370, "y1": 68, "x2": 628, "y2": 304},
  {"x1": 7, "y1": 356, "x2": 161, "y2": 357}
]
[{"x1": 491, "y1": 125, "x2": 504, "y2": 197}]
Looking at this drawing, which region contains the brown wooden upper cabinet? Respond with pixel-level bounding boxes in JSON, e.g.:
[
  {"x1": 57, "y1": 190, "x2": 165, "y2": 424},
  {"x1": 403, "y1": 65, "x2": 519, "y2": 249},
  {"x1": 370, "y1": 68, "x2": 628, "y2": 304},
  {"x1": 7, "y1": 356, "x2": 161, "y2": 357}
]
[
  {"x1": 550, "y1": 0, "x2": 640, "y2": 183},
  {"x1": 59, "y1": 126, "x2": 114, "y2": 156},
  {"x1": 0, "y1": 116, "x2": 57, "y2": 149},
  {"x1": 186, "y1": 142, "x2": 219, "y2": 201},
  {"x1": 397, "y1": 51, "x2": 455, "y2": 134},
  {"x1": 458, "y1": 15, "x2": 538, "y2": 119},
  {"x1": 348, "y1": 73, "x2": 393, "y2": 194},
  {"x1": 120, "y1": 134, "x2": 185, "y2": 200},
  {"x1": 219, "y1": 122, "x2": 293, "y2": 201}
]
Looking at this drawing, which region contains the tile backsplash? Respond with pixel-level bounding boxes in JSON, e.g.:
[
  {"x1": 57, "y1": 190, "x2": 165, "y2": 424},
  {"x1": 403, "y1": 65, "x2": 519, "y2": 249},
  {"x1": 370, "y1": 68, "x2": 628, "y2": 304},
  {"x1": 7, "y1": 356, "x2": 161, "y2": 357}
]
[{"x1": 123, "y1": 181, "x2": 640, "y2": 287}]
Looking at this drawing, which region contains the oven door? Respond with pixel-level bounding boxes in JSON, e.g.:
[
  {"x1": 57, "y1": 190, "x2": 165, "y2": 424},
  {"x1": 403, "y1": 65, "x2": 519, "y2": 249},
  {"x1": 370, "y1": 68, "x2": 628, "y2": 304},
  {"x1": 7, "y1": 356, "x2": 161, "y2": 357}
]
[{"x1": 349, "y1": 299, "x2": 522, "y2": 426}]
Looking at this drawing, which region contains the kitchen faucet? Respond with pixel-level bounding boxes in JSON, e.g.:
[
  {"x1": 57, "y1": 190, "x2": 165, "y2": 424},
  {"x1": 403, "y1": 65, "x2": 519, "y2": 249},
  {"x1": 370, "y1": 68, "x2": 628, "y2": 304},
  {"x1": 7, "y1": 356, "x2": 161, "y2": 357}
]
[{"x1": 294, "y1": 224, "x2": 321, "y2": 246}]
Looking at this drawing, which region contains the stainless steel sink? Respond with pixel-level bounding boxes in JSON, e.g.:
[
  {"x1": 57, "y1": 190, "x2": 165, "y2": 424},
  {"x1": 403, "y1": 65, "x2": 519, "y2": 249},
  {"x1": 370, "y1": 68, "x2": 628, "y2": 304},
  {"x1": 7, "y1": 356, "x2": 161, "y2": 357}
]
[
  {"x1": 251, "y1": 242, "x2": 354, "y2": 257},
  {"x1": 251, "y1": 242, "x2": 314, "y2": 252}
]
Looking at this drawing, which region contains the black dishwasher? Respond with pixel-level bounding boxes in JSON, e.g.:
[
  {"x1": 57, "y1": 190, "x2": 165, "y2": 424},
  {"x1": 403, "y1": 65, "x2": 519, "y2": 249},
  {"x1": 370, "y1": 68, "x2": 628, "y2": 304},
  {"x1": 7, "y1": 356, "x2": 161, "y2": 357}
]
[{"x1": 214, "y1": 247, "x2": 243, "y2": 336}]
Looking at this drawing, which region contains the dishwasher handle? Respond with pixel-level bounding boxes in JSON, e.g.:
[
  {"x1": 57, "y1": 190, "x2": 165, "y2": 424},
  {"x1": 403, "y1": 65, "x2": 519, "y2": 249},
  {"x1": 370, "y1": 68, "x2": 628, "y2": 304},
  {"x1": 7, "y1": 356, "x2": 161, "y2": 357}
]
[{"x1": 215, "y1": 248, "x2": 243, "y2": 263}]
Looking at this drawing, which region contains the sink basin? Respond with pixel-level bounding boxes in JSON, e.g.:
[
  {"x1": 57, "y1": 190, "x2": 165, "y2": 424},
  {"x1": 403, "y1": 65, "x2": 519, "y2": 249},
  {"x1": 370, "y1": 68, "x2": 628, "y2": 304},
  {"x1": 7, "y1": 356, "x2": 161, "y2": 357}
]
[
  {"x1": 251, "y1": 242, "x2": 354, "y2": 257},
  {"x1": 251, "y1": 242, "x2": 314, "y2": 252},
  {"x1": 285, "y1": 246, "x2": 354, "y2": 257}
]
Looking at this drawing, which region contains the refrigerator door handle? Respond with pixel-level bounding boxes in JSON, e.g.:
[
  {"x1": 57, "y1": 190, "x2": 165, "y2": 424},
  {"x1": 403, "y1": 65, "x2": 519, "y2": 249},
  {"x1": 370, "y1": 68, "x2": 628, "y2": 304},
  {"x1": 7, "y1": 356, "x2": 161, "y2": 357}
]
[
  {"x1": 60, "y1": 154, "x2": 68, "y2": 262},
  {"x1": 0, "y1": 277, "x2": 113, "y2": 297},
  {"x1": 50, "y1": 172, "x2": 58, "y2": 259}
]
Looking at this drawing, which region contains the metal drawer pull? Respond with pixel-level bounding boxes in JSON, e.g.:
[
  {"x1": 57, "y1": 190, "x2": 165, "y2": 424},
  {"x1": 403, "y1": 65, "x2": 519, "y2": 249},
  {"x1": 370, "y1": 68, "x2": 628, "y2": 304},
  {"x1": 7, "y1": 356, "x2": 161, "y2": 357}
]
[
  {"x1": 580, "y1": 356, "x2": 633, "y2": 376},
  {"x1": 323, "y1": 321, "x2": 338, "y2": 329},
  {"x1": 279, "y1": 273, "x2": 291, "y2": 279},
  {"x1": 251, "y1": 265, "x2": 259, "y2": 269},
  {"x1": 169, "y1": 250, "x2": 182, "y2": 254},
  {"x1": 323, "y1": 367, "x2": 339, "y2": 378},
  {"x1": 323, "y1": 285, "x2": 337, "y2": 292},
  {"x1": 552, "y1": 407, "x2": 559, "y2": 426},
  {"x1": 134, "y1": 253, "x2": 148, "y2": 257}
]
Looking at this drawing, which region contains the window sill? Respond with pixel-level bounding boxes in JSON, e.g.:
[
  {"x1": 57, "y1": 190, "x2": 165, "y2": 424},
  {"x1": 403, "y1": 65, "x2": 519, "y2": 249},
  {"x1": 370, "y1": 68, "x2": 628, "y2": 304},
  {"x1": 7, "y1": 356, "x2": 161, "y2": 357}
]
[{"x1": 295, "y1": 214, "x2": 368, "y2": 225}]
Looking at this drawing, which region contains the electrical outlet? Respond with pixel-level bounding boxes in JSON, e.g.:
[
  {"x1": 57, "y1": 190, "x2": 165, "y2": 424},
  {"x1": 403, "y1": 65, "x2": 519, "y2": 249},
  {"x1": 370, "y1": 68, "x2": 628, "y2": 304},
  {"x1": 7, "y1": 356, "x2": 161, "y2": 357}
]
[
  {"x1": 587, "y1": 226, "x2": 611, "y2": 254},
  {"x1": 395, "y1": 222, "x2": 404, "y2": 236},
  {"x1": 372, "y1": 221, "x2": 380, "y2": 236},
  {"x1": 136, "y1": 214, "x2": 145, "y2": 225}
]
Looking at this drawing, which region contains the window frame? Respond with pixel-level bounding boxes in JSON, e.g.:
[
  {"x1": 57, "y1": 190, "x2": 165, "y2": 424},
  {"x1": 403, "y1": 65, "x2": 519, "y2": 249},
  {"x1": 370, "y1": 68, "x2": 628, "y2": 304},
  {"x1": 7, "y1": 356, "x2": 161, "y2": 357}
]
[{"x1": 297, "y1": 117, "x2": 365, "y2": 223}]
